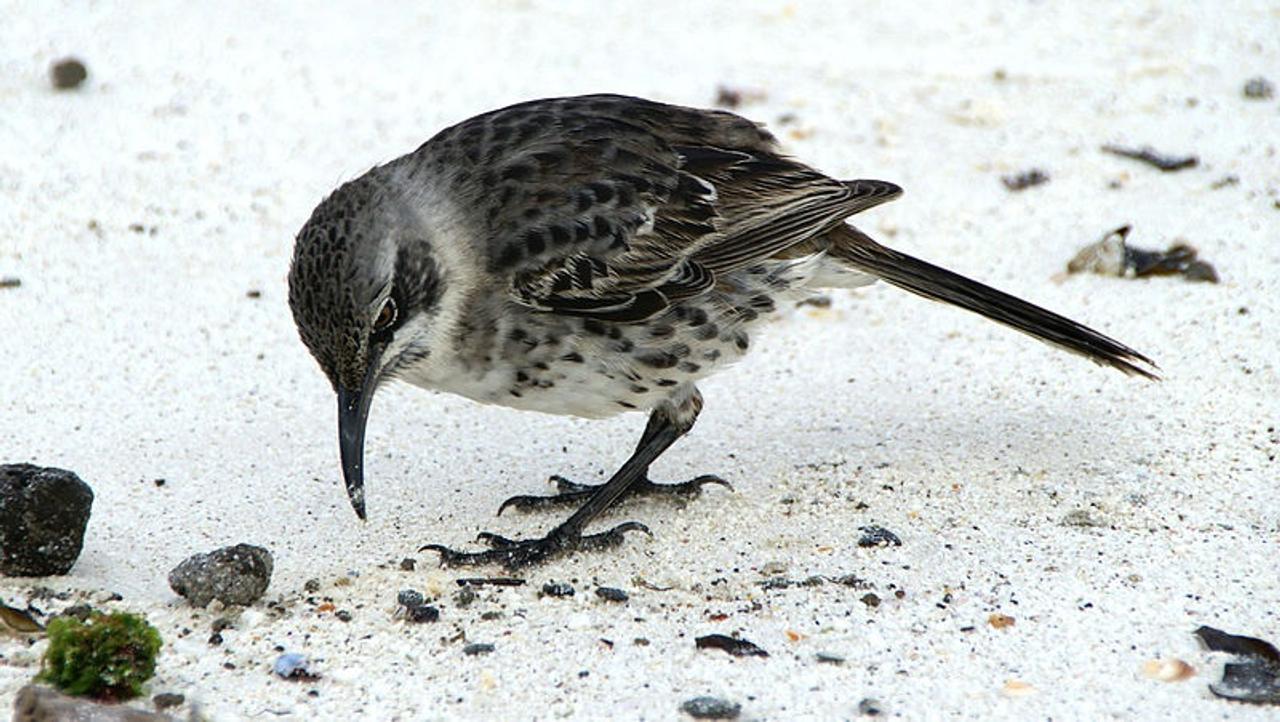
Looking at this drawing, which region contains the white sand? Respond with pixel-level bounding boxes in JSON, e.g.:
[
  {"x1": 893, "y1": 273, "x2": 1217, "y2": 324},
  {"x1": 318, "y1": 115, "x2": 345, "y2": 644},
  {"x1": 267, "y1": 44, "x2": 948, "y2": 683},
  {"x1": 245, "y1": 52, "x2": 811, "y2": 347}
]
[{"x1": 3, "y1": 1, "x2": 1278, "y2": 719}]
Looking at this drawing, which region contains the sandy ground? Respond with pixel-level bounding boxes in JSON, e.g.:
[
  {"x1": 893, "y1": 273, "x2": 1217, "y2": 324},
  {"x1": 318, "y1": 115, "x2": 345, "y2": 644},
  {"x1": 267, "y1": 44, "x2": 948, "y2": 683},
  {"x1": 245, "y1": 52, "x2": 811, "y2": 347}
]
[{"x1": 3, "y1": 1, "x2": 1278, "y2": 719}]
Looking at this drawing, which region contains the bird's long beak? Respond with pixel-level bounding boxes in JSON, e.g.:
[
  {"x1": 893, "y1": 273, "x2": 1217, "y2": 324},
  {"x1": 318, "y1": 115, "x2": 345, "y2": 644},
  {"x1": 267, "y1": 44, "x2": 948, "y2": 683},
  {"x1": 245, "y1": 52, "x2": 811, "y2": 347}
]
[{"x1": 337, "y1": 364, "x2": 379, "y2": 520}]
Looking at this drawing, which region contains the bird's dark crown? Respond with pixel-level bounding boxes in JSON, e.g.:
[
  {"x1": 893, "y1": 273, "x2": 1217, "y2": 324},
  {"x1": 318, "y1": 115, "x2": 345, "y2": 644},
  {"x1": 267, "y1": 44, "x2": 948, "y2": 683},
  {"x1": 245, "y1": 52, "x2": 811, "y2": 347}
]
[{"x1": 288, "y1": 172, "x2": 443, "y2": 391}]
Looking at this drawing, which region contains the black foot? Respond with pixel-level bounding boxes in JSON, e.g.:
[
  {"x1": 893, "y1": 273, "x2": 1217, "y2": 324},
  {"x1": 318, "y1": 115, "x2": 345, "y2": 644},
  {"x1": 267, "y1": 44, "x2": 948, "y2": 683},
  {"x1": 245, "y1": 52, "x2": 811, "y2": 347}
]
[
  {"x1": 419, "y1": 521, "x2": 652, "y2": 569},
  {"x1": 497, "y1": 474, "x2": 732, "y2": 515}
]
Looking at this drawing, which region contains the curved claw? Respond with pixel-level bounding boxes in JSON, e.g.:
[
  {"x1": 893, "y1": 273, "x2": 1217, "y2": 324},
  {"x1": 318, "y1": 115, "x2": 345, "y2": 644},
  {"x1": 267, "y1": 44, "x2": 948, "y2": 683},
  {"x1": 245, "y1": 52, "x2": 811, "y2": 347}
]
[
  {"x1": 610, "y1": 521, "x2": 653, "y2": 538},
  {"x1": 418, "y1": 543, "x2": 467, "y2": 565},
  {"x1": 476, "y1": 531, "x2": 518, "y2": 548},
  {"x1": 551, "y1": 474, "x2": 592, "y2": 494},
  {"x1": 576, "y1": 521, "x2": 652, "y2": 553},
  {"x1": 684, "y1": 474, "x2": 734, "y2": 494}
]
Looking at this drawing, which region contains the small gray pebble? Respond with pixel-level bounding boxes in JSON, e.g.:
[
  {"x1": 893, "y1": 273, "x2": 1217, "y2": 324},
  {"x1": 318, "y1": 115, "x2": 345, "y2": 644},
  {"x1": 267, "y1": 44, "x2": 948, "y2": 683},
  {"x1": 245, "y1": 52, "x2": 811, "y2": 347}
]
[
  {"x1": 595, "y1": 586, "x2": 629, "y2": 602},
  {"x1": 858, "y1": 697, "x2": 883, "y2": 716},
  {"x1": 857, "y1": 525, "x2": 902, "y2": 548},
  {"x1": 398, "y1": 557, "x2": 416, "y2": 571},
  {"x1": 303, "y1": 578, "x2": 321, "y2": 593},
  {"x1": 168, "y1": 543, "x2": 272, "y2": 606},
  {"x1": 454, "y1": 586, "x2": 477, "y2": 608},
  {"x1": 1243, "y1": 76, "x2": 1275, "y2": 100},
  {"x1": 541, "y1": 581, "x2": 574, "y2": 597},
  {"x1": 463, "y1": 642, "x2": 495, "y2": 656},
  {"x1": 816, "y1": 651, "x2": 845, "y2": 665},
  {"x1": 60, "y1": 603, "x2": 93, "y2": 621},
  {"x1": 153, "y1": 692, "x2": 185, "y2": 710},
  {"x1": 680, "y1": 696, "x2": 741, "y2": 719},
  {"x1": 397, "y1": 589, "x2": 424, "y2": 608},
  {"x1": 335, "y1": 609, "x2": 352, "y2": 622}
]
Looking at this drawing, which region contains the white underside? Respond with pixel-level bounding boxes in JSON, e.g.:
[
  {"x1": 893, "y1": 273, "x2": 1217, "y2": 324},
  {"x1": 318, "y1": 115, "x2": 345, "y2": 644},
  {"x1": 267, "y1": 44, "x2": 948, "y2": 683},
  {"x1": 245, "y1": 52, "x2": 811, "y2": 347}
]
[{"x1": 400, "y1": 252, "x2": 878, "y2": 418}]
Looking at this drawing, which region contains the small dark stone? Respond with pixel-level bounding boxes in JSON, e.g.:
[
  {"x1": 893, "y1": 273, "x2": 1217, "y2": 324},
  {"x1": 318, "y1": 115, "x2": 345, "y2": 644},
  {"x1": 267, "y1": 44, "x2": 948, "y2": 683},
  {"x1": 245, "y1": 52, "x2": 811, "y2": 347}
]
[
  {"x1": 1182, "y1": 260, "x2": 1220, "y2": 283},
  {"x1": 680, "y1": 695, "x2": 742, "y2": 719},
  {"x1": 152, "y1": 478, "x2": 166, "y2": 487},
  {"x1": 480, "y1": 610, "x2": 503, "y2": 620},
  {"x1": 857, "y1": 697, "x2": 884, "y2": 716},
  {"x1": 211, "y1": 616, "x2": 234, "y2": 633},
  {"x1": 0, "y1": 463, "x2": 94, "y2": 576},
  {"x1": 0, "y1": 277, "x2": 21, "y2": 289},
  {"x1": 634, "y1": 637, "x2": 650, "y2": 646},
  {"x1": 153, "y1": 692, "x2": 185, "y2": 710},
  {"x1": 167, "y1": 543, "x2": 273, "y2": 606},
  {"x1": 407, "y1": 605, "x2": 439, "y2": 623},
  {"x1": 829, "y1": 574, "x2": 871, "y2": 588},
  {"x1": 860, "y1": 593, "x2": 882, "y2": 608},
  {"x1": 49, "y1": 57, "x2": 88, "y2": 90},
  {"x1": 1001, "y1": 168, "x2": 1050, "y2": 191},
  {"x1": 1210, "y1": 175, "x2": 1240, "y2": 190},
  {"x1": 397, "y1": 589, "x2": 425, "y2": 609},
  {"x1": 303, "y1": 578, "x2": 321, "y2": 593},
  {"x1": 816, "y1": 652, "x2": 845, "y2": 665},
  {"x1": 1243, "y1": 76, "x2": 1275, "y2": 100},
  {"x1": 456, "y1": 577, "x2": 525, "y2": 587},
  {"x1": 208, "y1": 632, "x2": 223, "y2": 646},
  {"x1": 714, "y1": 85, "x2": 743, "y2": 108},
  {"x1": 463, "y1": 642, "x2": 495, "y2": 656},
  {"x1": 60, "y1": 603, "x2": 93, "y2": 621},
  {"x1": 398, "y1": 557, "x2": 416, "y2": 571},
  {"x1": 595, "y1": 586, "x2": 629, "y2": 602},
  {"x1": 796, "y1": 295, "x2": 832, "y2": 308},
  {"x1": 335, "y1": 609, "x2": 352, "y2": 622},
  {"x1": 1101, "y1": 144, "x2": 1198, "y2": 172},
  {"x1": 245, "y1": 289, "x2": 262, "y2": 299},
  {"x1": 857, "y1": 525, "x2": 902, "y2": 548},
  {"x1": 695, "y1": 633, "x2": 768, "y2": 657},
  {"x1": 454, "y1": 586, "x2": 477, "y2": 608},
  {"x1": 541, "y1": 581, "x2": 575, "y2": 598}
]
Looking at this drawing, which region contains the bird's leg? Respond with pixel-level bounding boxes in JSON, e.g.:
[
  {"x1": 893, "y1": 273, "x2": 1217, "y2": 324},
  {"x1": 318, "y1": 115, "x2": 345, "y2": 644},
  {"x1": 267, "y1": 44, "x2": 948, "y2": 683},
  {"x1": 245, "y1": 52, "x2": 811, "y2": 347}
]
[
  {"x1": 422, "y1": 389, "x2": 704, "y2": 568},
  {"x1": 496, "y1": 416, "x2": 730, "y2": 515}
]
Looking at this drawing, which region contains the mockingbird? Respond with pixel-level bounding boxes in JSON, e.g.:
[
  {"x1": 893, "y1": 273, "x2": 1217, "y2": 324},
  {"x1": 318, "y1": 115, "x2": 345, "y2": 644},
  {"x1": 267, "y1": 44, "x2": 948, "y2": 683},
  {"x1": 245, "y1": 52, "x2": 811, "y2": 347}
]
[{"x1": 287, "y1": 94, "x2": 1156, "y2": 568}]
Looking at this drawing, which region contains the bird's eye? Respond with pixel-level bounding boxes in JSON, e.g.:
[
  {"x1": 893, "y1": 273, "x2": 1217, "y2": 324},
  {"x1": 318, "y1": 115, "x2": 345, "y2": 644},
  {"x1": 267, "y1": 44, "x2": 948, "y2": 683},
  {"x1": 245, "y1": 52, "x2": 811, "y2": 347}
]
[{"x1": 373, "y1": 297, "x2": 397, "y2": 333}]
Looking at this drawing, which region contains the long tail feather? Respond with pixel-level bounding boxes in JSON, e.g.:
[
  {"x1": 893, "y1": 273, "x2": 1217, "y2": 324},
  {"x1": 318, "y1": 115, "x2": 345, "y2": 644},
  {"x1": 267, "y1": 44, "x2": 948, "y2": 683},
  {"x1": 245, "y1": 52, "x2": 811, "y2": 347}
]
[{"x1": 826, "y1": 224, "x2": 1159, "y2": 379}]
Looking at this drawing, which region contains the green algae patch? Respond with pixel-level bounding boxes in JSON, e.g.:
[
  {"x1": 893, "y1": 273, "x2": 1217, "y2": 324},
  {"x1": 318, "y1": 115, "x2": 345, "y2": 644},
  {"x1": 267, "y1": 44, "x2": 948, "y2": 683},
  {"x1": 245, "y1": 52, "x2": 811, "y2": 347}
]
[{"x1": 36, "y1": 611, "x2": 162, "y2": 701}]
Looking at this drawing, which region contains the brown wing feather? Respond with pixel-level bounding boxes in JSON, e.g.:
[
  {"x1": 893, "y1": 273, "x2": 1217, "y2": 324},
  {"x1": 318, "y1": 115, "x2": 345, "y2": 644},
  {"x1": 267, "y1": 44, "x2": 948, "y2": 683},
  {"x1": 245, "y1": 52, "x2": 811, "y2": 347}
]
[{"x1": 423, "y1": 95, "x2": 893, "y2": 322}]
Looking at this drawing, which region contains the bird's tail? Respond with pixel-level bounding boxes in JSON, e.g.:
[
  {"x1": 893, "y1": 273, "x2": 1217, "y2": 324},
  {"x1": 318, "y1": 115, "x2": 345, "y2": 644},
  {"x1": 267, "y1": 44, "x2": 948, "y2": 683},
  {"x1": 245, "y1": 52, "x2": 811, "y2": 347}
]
[{"x1": 824, "y1": 224, "x2": 1159, "y2": 379}]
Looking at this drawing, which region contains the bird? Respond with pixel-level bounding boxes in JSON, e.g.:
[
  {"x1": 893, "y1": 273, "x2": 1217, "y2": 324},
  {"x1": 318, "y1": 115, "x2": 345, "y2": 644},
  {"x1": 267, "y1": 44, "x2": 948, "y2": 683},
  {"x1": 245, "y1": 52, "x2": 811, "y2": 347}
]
[{"x1": 287, "y1": 94, "x2": 1157, "y2": 569}]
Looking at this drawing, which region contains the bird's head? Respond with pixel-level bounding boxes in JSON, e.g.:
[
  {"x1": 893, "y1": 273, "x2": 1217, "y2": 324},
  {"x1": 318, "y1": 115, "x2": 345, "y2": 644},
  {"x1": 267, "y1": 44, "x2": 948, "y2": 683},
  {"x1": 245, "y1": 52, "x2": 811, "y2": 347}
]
[{"x1": 287, "y1": 172, "x2": 444, "y2": 519}]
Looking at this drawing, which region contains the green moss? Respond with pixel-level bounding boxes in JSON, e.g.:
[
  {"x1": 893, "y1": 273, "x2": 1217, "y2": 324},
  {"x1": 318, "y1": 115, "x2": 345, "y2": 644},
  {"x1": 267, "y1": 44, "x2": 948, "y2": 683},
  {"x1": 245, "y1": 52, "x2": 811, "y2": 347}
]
[{"x1": 36, "y1": 611, "x2": 162, "y2": 701}]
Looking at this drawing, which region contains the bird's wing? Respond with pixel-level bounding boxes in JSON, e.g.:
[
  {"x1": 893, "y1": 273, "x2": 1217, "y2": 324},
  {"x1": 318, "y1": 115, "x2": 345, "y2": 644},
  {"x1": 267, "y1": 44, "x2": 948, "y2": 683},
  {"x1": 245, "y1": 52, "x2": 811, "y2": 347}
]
[{"x1": 427, "y1": 95, "x2": 899, "y2": 322}]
